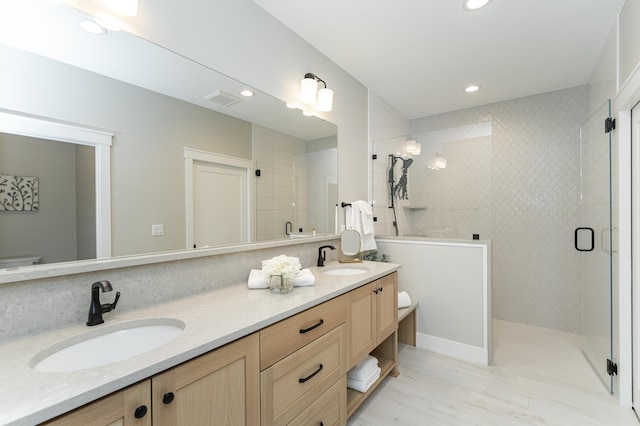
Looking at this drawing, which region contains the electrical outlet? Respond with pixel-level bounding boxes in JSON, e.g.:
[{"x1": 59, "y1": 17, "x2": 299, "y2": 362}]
[{"x1": 151, "y1": 224, "x2": 164, "y2": 236}]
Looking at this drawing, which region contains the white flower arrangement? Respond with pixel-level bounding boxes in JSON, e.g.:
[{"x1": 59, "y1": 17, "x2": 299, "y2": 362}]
[{"x1": 261, "y1": 255, "x2": 301, "y2": 282}]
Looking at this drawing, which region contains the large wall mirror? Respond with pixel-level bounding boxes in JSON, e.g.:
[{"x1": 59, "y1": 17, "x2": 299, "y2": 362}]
[{"x1": 0, "y1": 0, "x2": 338, "y2": 270}]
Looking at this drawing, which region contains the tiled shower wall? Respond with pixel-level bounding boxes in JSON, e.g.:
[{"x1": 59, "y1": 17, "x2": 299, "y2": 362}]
[
  {"x1": 253, "y1": 125, "x2": 308, "y2": 241},
  {"x1": 371, "y1": 86, "x2": 588, "y2": 332}
]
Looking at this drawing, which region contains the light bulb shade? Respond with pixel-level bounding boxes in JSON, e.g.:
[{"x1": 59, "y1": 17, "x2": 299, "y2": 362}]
[
  {"x1": 406, "y1": 140, "x2": 421, "y2": 156},
  {"x1": 301, "y1": 77, "x2": 318, "y2": 103},
  {"x1": 435, "y1": 156, "x2": 447, "y2": 169},
  {"x1": 106, "y1": 0, "x2": 139, "y2": 16},
  {"x1": 317, "y1": 87, "x2": 334, "y2": 111}
]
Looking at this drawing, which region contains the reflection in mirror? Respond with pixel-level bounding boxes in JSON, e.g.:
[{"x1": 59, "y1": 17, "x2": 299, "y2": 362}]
[
  {"x1": 372, "y1": 122, "x2": 492, "y2": 239},
  {"x1": 340, "y1": 230, "x2": 361, "y2": 256},
  {"x1": 0, "y1": 0, "x2": 337, "y2": 270},
  {"x1": 0, "y1": 133, "x2": 96, "y2": 265}
]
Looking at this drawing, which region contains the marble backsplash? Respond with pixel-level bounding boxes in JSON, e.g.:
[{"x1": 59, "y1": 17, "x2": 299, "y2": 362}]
[{"x1": 0, "y1": 238, "x2": 338, "y2": 342}]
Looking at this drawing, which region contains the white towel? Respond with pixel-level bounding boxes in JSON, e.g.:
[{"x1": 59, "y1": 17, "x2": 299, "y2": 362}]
[
  {"x1": 398, "y1": 291, "x2": 412, "y2": 309},
  {"x1": 347, "y1": 366, "x2": 381, "y2": 393},
  {"x1": 294, "y1": 269, "x2": 316, "y2": 287},
  {"x1": 247, "y1": 268, "x2": 316, "y2": 289},
  {"x1": 345, "y1": 200, "x2": 377, "y2": 251},
  {"x1": 348, "y1": 355, "x2": 379, "y2": 380}
]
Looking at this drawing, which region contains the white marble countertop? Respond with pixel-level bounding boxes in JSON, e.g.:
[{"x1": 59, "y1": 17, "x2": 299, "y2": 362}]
[{"x1": 0, "y1": 261, "x2": 400, "y2": 426}]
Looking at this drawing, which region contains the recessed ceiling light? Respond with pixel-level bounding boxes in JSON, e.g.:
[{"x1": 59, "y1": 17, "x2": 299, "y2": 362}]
[
  {"x1": 463, "y1": 0, "x2": 492, "y2": 11},
  {"x1": 240, "y1": 89, "x2": 254, "y2": 97},
  {"x1": 79, "y1": 20, "x2": 107, "y2": 35},
  {"x1": 464, "y1": 85, "x2": 480, "y2": 93}
]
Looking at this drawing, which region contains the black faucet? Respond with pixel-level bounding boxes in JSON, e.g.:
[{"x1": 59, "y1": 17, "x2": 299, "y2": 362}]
[
  {"x1": 87, "y1": 280, "x2": 120, "y2": 326},
  {"x1": 317, "y1": 245, "x2": 336, "y2": 267}
]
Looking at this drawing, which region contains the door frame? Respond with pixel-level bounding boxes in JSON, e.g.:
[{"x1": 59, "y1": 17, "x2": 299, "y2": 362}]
[
  {"x1": 184, "y1": 148, "x2": 255, "y2": 249},
  {"x1": 0, "y1": 110, "x2": 112, "y2": 258}
]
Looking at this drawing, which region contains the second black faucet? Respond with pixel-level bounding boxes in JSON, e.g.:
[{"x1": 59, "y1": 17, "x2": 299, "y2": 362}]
[{"x1": 317, "y1": 245, "x2": 336, "y2": 267}]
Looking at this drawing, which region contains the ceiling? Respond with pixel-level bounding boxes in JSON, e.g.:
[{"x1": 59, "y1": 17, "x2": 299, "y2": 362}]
[
  {"x1": 0, "y1": 0, "x2": 337, "y2": 141},
  {"x1": 253, "y1": 0, "x2": 626, "y2": 119}
]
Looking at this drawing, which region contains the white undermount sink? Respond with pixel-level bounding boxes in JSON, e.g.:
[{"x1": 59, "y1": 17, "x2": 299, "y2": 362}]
[
  {"x1": 324, "y1": 267, "x2": 369, "y2": 276},
  {"x1": 30, "y1": 318, "x2": 185, "y2": 373}
]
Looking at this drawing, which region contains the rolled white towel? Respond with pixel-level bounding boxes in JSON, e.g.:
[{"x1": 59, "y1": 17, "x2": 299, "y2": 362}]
[
  {"x1": 398, "y1": 291, "x2": 412, "y2": 309},
  {"x1": 293, "y1": 268, "x2": 316, "y2": 287},
  {"x1": 348, "y1": 355, "x2": 378, "y2": 380},
  {"x1": 248, "y1": 269, "x2": 270, "y2": 289},
  {"x1": 247, "y1": 268, "x2": 316, "y2": 289},
  {"x1": 347, "y1": 366, "x2": 381, "y2": 393}
]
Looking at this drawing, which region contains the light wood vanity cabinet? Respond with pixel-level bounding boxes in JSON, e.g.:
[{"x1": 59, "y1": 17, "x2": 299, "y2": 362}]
[
  {"x1": 346, "y1": 272, "x2": 398, "y2": 370},
  {"x1": 42, "y1": 380, "x2": 152, "y2": 426},
  {"x1": 40, "y1": 270, "x2": 399, "y2": 426},
  {"x1": 345, "y1": 272, "x2": 398, "y2": 417},
  {"x1": 259, "y1": 296, "x2": 347, "y2": 426},
  {"x1": 152, "y1": 333, "x2": 260, "y2": 426},
  {"x1": 41, "y1": 334, "x2": 259, "y2": 426}
]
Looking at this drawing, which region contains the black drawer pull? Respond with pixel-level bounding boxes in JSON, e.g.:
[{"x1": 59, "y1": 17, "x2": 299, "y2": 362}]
[
  {"x1": 378, "y1": 287, "x2": 383, "y2": 292},
  {"x1": 299, "y1": 364, "x2": 323, "y2": 383},
  {"x1": 163, "y1": 392, "x2": 174, "y2": 404},
  {"x1": 373, "y1": 289, "x2": 379, "y2": 294},
  {"x1": 134, "y1": 405, "x2": 148, "y2": 419},
  {"x1": 299, "y1": 319, "x2": 324, "y2": 334}
]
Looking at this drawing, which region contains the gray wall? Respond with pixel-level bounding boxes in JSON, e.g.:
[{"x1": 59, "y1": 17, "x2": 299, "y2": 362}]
[
  {"x1": 1, "y1": 44, "x2": 253, "y2": 257},
  {"x1": 0, "y1": 134, "x2": 78, "y2": 264}
]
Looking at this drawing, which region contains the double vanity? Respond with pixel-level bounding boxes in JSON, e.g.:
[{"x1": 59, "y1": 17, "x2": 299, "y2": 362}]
[{"x1": 0, "y1": 260, "x2": 400, "y2": 425}]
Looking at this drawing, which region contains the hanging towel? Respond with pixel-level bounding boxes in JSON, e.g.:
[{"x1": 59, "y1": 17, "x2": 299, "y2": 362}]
[
  {"x1": 247, "y1": 268, "x2": 316, "y2": 289},
  {"x1": 345, "y1": 200, "x2": 377, "y2": 251}
]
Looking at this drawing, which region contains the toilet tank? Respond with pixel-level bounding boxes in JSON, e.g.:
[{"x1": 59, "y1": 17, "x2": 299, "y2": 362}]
[{"x1": 0, "y1": 255, "x2": 41, "y2": 268}]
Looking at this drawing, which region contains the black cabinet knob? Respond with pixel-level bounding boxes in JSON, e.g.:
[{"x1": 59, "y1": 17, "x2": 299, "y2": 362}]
[
  {"x1": 163, "y1": 392, "x2": 175, "y2": 404},
  {"x1": 134, "y1": 405, "x2": 148, "y2": 419}
]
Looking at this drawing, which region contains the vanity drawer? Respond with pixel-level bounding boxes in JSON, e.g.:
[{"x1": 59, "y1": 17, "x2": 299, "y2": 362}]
[
  {"x1": 260, "y1": 295, "x2": 345, "y2": 370},
  {"x1": 288, "y1": 375, "x2": 346, "y2": 426},
  {"x1": 261, "y1": 325, "x2": 346, "y2": 426}
]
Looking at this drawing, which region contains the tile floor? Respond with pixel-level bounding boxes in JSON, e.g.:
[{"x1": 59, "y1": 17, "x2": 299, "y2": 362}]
[{"x1": 348, "y1": 320, "x2": 639, "y2": 425}]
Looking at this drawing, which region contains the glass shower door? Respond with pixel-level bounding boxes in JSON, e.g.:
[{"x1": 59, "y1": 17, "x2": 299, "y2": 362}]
[{"x1": 579, "y1": 100, "x2": 614, "y2": 393}]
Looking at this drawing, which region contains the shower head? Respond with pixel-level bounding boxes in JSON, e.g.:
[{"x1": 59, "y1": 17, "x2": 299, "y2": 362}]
[{"x1": 403, "y1": 158, "x2": 414, "y2": 169}]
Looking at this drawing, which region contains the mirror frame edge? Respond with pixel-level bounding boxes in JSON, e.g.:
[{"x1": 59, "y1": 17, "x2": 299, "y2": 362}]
[{"x1": 0, "y1": 234, "x2": 339, "y2": 285}]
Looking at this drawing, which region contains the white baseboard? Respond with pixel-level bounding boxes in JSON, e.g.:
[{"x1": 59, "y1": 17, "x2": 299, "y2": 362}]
[{"x1": 416, "y1": 332, "x2": 489, "y2": 365}]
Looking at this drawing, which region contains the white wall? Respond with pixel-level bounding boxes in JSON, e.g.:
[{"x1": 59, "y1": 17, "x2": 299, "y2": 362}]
[
  {"x1": 377, "y1": 238, "x2": 492, "y2": 365},
  {"x1": 117, "y1": 0, "x2": 370, "y2": 204}
]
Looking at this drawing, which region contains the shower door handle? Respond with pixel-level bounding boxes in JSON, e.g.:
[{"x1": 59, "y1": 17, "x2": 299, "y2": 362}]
[{"x1": 575, "y1": 227, "x2": 594, "y2": 252}]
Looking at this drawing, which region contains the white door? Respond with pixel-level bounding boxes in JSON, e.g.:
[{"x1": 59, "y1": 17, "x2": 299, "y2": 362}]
[
  {"x1": 632, "y1": 101, "x2": 640, "y2": 408},
  {"x1": 193, "y1": 161, "x2": 248, "y2": 247},
  {"x1": 184, "y1": 149, "x2": 254, "y2": 249}
]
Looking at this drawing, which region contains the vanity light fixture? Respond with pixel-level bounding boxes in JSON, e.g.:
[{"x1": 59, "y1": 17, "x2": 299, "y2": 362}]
[
  {"x1": 406, "y1": 140, "x2": 421, "y2": 156},
  {"x1": 300, "y1": 72, "x2": 333, "y2": 112},
  {"x1": 464, "y1": 84, "x2": 480, "y2": 93},
  {"x1": 105, "y1": 0, "x2": 139, "y2": 17},
  {"x1": 240, "y1": 89, "x2": 254, "y2": 97},
  {"x1": 463, "y1": 0, "x2": 492, "y2": 11}
]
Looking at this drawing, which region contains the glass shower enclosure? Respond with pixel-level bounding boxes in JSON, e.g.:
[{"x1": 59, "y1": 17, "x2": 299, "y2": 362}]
[{"x1": 579, "y1": 99, "x2": 615, "y2": 393}]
